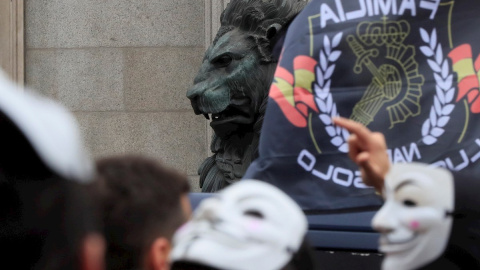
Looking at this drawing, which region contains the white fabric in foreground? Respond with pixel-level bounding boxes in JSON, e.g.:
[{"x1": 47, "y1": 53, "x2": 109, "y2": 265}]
[{"x1": 0, "y1": 71, "x2": 94, "y2": 182}]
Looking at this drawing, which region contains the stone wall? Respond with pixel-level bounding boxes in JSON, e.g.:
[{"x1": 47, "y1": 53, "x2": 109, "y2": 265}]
[{"x1": 24, "y1": 0, "x2": 219, "y2": 191}]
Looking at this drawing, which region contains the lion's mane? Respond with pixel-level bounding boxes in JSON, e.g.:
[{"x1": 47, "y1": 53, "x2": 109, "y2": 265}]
[{"x1": 215, "y1": 0, "x2": 306, "y2": 63}]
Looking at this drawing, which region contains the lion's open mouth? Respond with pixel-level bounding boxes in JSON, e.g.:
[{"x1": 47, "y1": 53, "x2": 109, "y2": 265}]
[
  {"x1": 208, "y1": 103, "x2": 254, "y2": 127},
  {"x1": 198, "y1": 98, "x2": 254, "y2": 127},
  {"x1": 190, "y1": 95, "x2": 255, "y2": 137}
]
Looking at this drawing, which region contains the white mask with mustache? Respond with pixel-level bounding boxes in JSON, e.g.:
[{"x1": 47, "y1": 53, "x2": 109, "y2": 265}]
[{"x1": 372, "y1": 162, "x2": 454, "y2": 270}]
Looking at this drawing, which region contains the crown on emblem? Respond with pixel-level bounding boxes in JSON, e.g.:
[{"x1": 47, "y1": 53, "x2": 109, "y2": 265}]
[{"x1": 357, "y1": 17, "x2": 410, "y2": 46}]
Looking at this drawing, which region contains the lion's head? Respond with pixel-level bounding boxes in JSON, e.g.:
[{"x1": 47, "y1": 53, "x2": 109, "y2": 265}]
[{"x1": 187, "y1": 0, "x2": 307, "y2": 138}]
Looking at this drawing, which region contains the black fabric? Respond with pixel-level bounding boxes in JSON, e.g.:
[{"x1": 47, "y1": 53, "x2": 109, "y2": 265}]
[
  {"x1": 445, "y1": 171, "x2": 480, "y2": 269},
  {"x1": 0, "y1": 111, "x2": 52, "y2": 181},
  {"x1": 283, "y1": 237, "x2": 321, "y2": 270},
  {"x1": 245, "y1": 0, "x2": 480, "y2": 212},
  {"x1": 312, "y1": 250, "x2": 383, "y2": 270},
  {"x1": 0, "y1": 178, "x2": 98, "y2": 270},
  {"x1": 415, "y1": 170, "x2": 480, "y2": 269},
  {"x1": 171, "y1": 261, "x2": 222, "y2": 270},
  {"x1": 271, "y1": 15, "x2": 298, "y2": 62},
  {"x1": 0, "y1": 108, "x2": 98, "y2": 270}
]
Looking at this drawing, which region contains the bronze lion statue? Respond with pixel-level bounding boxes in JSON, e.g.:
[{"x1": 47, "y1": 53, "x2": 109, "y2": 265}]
[{"x1": 187, "y1": 0, "x2": 307, "y2": 192}]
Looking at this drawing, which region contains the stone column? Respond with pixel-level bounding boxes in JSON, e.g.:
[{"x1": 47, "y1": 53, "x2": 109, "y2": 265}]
[
  {"x1": 205, "y1": 0, "x2": 230, "y2": 46},
  {"x1": 0, "y1": 0, "x2": 24, "y2": 85}
]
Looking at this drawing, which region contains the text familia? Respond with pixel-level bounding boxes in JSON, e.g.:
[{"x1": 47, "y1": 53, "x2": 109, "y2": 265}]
[{"x1": 320, "y1": 0, "x2": 440, "y2": 28}]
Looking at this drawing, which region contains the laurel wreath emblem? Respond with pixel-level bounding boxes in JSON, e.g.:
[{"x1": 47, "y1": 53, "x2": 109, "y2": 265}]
[
  {"x1": 314, "y1": 29, "x2": 454, "y2": 151},
  {"x1": 313, "y1": 32, "x2": 350, "y2": 153},
  {"x1": 419, "y1": 28, "x2": 455, "y2": 145}
]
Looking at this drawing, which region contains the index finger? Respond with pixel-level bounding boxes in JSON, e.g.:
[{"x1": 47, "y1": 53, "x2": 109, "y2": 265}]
[{"x1": 332, "y1": 117, "x2": 374, "y2": 145}]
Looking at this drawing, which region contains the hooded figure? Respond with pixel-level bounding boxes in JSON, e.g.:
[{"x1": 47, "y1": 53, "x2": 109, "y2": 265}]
[{"x1": 374, "y1": 162, "x2": 480, "y2": 270}]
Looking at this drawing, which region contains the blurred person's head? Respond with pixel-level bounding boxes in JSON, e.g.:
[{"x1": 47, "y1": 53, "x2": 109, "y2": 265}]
[
  {"x1": 0, "y1": 71, "x2": 104, "y2": 270},
  {"x1": 373, "y1": 162, "x2": 480, "y2": 270},
  {"x1": 91, "y1": 155, "x2": 191, "y2": 270},
  {"x1": 170, "y1": 180, "x2": 318, "y2": 270}
]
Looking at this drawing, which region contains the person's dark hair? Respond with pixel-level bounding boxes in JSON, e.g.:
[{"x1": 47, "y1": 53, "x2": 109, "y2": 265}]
[
  {"x1": 91, "y1": 155, "x2": 190, "y2": 270},
  {"x1": 0, "y1": 112, "x2": 99, "y2": 270}
]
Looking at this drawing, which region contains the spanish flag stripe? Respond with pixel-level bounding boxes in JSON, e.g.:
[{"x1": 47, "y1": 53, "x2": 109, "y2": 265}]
[
  {"x1": 294, "y1": 70, "x2": 315, "y2": 93},
  {"x1": 294, "y1": 55, "x2": 318, "y2": 72},
  {"x1": 452, "y1": 58, "x2": 476, "y2": 83},
  {"x1": 468, "y1": 89, "x2": 480, "y2": 103},
  {"x1": 448, "y1": 44, "x2": 473, "y2": 64},
  {"x1": 274, "y1": 66, "x2": 294, "y2": 85},
  {"x1": 270, "y1": 77, "x2": 295, "y2": 106},
  {"x1": 269, "y1": 84, "x2": 307, "y2": 127},
  {"x1": 474, "y1": 54, "x2": 480, "y2": 72},
  {"x1": 457, "y1": 76, "x2": 479, "y2": 101},
  {"x1": 293, "y1": 87, "x2": 319, "y2": 113}
]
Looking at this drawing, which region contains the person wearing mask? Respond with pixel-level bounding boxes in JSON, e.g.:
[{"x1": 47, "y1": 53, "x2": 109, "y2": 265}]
[
  {"x1": 169, "y1": 180, "x2": 319, "y2": 270},
  {"x1": 334, "y1": 116, "x2": 480, "y2": 269}
]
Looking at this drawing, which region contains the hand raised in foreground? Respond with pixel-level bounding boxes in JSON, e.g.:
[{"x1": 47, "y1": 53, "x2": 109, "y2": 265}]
[{"x1": 332, "y1": 117, "x2": 390, "y2": 193}]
